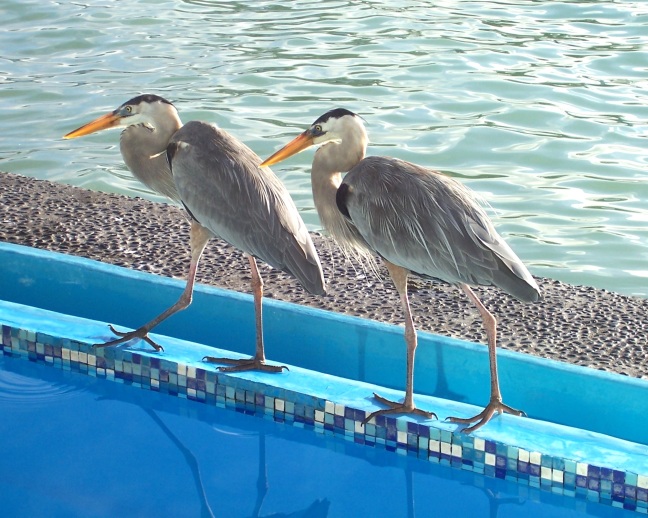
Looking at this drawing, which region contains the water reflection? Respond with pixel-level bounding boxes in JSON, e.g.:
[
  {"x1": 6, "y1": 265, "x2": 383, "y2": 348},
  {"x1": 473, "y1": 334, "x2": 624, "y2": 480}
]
[{"x1": 0, "y1": 356, "x2": 630, "y2": 517}]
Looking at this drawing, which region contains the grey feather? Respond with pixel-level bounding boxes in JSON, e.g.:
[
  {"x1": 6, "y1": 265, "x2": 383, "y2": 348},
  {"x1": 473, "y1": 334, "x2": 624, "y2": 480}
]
[
  {"x1": 170, "y1": 121, "x2": 325, "y2": 295},
  {"x1": 343, "y1": 156, "x2": 539, "y2": 302}
]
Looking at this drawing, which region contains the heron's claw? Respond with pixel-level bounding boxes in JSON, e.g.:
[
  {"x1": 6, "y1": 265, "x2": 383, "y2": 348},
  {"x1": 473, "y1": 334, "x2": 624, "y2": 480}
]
[
  {"x1": 141, "y1": 335, "x2": 164, "y2": 352},
  {"x1": 362, "y1": 392, "x2": 437, "y2": 425},
  {"x1": 92, "y1": 324, "x2": 164, "y2": 352},
  {"x1": 202, "y1": 356, "x2": 288, "y2": 373},
  {"x1": 447, "y1": 399, "x2": 525, "y2": 434}
]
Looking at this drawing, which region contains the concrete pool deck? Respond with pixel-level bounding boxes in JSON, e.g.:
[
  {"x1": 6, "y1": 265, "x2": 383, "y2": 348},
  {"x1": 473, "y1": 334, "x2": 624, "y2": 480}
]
[{"x1": 1, "y1": 171, "x2": 646, "y2": 379}]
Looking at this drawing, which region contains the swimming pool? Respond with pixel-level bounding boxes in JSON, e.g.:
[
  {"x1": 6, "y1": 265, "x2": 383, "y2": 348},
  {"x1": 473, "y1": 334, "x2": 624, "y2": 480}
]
[
  {"x1": 1, "y1": 242, "x2": 646, "y2": 515},
  {"x1": 0, "y1": 355, "x2": 631, "y2": 517}
]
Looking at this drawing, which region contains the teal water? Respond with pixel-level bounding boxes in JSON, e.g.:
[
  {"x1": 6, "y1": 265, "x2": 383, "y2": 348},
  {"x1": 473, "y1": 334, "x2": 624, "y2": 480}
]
[{"x1": 2, "y1": 0, "x2": 648, "y2": 297}]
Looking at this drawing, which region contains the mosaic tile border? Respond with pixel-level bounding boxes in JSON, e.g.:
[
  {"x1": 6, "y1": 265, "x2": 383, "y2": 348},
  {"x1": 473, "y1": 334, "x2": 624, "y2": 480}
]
[{"x1": 2, "y1": 324, "x2": 647, "y2": 514}]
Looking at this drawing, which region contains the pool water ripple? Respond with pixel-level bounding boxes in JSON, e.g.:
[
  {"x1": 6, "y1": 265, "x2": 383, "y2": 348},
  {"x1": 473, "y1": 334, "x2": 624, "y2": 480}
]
[{"x1": 0, "y1": 365, "x2": 87, "y2": 409}]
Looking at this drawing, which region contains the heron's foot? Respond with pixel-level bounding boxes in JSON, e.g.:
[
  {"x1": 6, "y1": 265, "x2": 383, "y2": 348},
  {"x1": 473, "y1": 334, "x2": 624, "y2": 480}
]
[
  {"x1": 202, "y1": 356, "x2": 288, "y2": 373},
  {"x1": 93, "y1": 325, "x2": 164, "y2": 352},
  {"x1": 362, "y1": 393, "x2": 437, "y2": 425},
  {"x1": 448, "y1": 398, "x2": 526, "y2": 434}
]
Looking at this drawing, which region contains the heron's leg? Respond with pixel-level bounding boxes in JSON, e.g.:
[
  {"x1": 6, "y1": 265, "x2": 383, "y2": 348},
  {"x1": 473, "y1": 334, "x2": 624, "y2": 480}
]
[
  {"x1": 363, "y1": 261, "x2": 436, "y2": 425},
  {"x1": 204, "y1": 255, "x2": 286, "y2": 373},
  {"x1": 96, "y1": 221, "x2": 211, "y2": 352},
  {"x1": 447, "y1": 284, "x2": 525, "y2": 433},
  {"x1": 250, "y1": 255, "x2": 266, "y2": 362}
]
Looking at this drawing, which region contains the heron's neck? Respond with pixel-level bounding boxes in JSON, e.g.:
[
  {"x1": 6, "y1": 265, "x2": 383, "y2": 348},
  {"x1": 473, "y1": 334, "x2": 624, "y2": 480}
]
[
  {"x1": 311, "y1": 164, "x2": 344, "y2": 236},
  {"x1": 315, "y1": 138, "x2": 366, "y2": 174},
  {"x1": 120, "y1": 114, "x2": 183, "y2": 202},
  {"x1": 311, "y1": 138, "x2": 365, "y2": 220},
  {"x1": 124, "y1": 111, "x2": 182, "y2": 154},
  {"x1": 311, "y1": 141, "x2": 371, "y2": 256}
]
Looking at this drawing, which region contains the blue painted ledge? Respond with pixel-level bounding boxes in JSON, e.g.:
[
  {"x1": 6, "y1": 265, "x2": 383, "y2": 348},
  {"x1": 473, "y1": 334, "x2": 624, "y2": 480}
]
[{"x1": 1, "y1": 242, "x2": 647, "y2": 512}]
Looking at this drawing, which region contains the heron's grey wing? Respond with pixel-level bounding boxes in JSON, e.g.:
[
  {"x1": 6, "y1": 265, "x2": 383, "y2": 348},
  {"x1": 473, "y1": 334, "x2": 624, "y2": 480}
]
[
  {"x1": 236, "y1": 169, "x2": 325, "y2": 296},
  {"x1": 341, "y1": 156, "x2": 538, "y2": 301},
  {"x1": 169, "y1": 122, "x2": 325, "y2": 295},
  {"x1": 464, "y1": 209, "x2": 540, "y2": 301}
]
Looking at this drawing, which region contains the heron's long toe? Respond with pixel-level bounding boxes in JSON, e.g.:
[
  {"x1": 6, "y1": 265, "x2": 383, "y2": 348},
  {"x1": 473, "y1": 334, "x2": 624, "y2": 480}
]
[
  {"x1": 362, "y1": 393, "x2": 437, "y2": 425},
  {"x1": 448, "y1": 398, "x2": 525, "y2": 434},
  {"x1": 93, "y1": 325, "x2": 164, "y2": 352},
  {"x1": 202, "y1": 356, "x2": 287, "y2": 373}
]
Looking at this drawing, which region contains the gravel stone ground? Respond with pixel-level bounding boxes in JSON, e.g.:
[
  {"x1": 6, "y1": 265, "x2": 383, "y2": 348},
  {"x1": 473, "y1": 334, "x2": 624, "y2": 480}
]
[{"x1": 2, "y1": 172, "x2": 646, "y2": 378}]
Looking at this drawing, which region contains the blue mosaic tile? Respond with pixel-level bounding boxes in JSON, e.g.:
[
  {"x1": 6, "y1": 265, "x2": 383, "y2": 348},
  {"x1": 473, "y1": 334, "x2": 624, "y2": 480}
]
[{"x1": 589, "y1": 464, "x2": 601, "y2": 479}]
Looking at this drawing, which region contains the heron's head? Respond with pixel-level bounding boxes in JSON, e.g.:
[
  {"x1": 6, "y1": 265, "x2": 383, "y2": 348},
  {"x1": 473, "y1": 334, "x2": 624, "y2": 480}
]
[
  {"x1": 261, "y1": 108, "x2": 366, "y2": 167},
  {"x1": 63, "y1": 94, "x2": 178, "y2": 139}
]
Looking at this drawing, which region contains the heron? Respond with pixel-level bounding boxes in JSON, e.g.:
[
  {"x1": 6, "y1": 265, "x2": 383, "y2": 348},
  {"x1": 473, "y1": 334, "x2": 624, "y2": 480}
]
[
  {"x1": 261, "y1": 108, "x2": 540, "y2": 432},
  {"x1": 64, "y1": 95, "x2": 325, "y2": 372}
]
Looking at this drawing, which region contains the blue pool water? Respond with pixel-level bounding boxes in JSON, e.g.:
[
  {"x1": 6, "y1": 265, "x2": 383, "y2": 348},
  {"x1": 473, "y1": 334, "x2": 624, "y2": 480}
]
[{"x1": 0, "y1": 355, "x2": 631, "y2": 517}]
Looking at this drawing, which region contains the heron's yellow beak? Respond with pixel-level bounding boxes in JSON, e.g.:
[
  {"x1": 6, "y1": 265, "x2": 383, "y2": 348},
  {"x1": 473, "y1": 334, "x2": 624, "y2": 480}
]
[
  {"x1": 63, "y1": 111, "x2": 121, "y2": 139},
  {"x1": 260, "y1": 131, "x2": 314, "y2": 167}
]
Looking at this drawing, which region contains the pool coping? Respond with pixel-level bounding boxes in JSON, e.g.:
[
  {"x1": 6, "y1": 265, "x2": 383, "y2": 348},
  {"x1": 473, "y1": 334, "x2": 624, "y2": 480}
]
[{"x1": 1, "y1": 295, "x2": 647, "y2": 514}]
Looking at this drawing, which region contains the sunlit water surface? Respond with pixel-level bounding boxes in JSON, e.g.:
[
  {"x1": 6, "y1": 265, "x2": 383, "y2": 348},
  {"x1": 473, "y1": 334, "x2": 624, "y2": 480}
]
[
  {"x1": 0, "y1": 356, "x2": 631, "y2": 517},
  {"x1": 2, "y1": 0, "x2": 648, "y2": 296}
]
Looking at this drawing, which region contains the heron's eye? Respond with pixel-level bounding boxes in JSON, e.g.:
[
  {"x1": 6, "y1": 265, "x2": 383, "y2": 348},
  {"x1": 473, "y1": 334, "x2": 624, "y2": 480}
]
[
  {"x1": 125, "y1": 106, "x2": 133, "y2": 114},
  {"x1": 312, "y1": 124, "x2": 323, "y2": 136}
]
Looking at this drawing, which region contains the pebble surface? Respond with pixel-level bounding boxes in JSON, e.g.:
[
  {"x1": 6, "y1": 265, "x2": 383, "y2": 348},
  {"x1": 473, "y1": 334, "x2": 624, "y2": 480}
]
[{"x1": 2, "y1": 172, "x2": 646, "y2": 379}]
